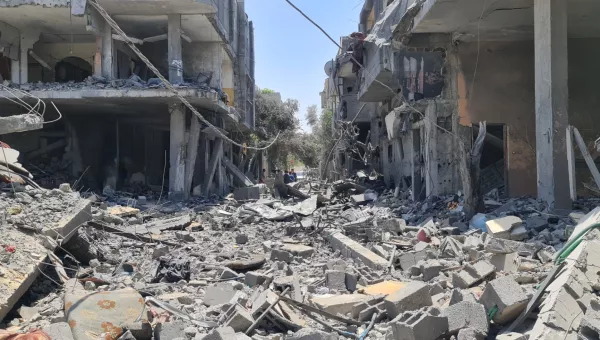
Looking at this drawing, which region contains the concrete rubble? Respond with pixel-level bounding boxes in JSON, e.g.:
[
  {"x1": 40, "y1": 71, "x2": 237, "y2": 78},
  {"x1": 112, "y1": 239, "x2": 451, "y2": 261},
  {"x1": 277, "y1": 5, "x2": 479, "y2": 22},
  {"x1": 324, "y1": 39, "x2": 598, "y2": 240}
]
[{"x1": 1, "y1": 175, "x2": 600, "y2": 340}]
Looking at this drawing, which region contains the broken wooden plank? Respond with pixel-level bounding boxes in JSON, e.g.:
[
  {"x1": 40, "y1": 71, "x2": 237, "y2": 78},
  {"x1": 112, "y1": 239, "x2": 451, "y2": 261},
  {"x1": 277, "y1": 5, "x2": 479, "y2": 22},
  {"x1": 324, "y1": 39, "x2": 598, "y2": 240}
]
[
  {"x1": 573, "y1": 127, "x2": 600, "y2": 191},
  {"x1": 222, "y1": 156, "x2": 253, "y2": 187},
  {"x1": 566, "y1": 126, "x2": 577, "y2": 201}
]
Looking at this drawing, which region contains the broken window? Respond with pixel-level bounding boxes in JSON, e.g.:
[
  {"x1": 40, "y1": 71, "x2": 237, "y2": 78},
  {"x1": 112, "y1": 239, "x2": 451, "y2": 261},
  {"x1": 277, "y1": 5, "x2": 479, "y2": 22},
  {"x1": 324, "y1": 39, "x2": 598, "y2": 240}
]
[{"x1": 55, "y1": 57, "x2": 92, "y2": 83}]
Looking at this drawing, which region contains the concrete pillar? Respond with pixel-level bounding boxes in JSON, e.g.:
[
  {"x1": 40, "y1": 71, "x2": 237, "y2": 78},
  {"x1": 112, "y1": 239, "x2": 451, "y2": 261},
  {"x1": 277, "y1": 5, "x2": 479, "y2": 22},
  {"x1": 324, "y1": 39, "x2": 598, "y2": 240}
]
[
  {"x1": 184, "y1": 116, "x2": 201, "y2": 198},
  {"x1": 204, "y1": 138, "x2": 224, "y2": 196},
  {"x1": 411, "y1": 128, "x2": 422, "y2": 201},
  {"x1": 534, "y1": 0, "x2": 570, "y2": 210},
  {"x1": 169, "y1": 103, "x2": 186, "y2": 198},
  {"x1": 168, "y1": 14, "x2": 183, "y2": 84},
  {"x1": 94, "y1": 36, "x2": 103, "y2": 77},
  {"x1": 18, "y1": 31, "x2": 39, "y2": 84},
  {"x1": 425, "y1": 103, "x2": 439, "y2": 197},
  {"x1": 10, "y1": 59, "x2": 19, "y2": 83},
  {"x1": 102, "y1": 22, "x2": 115, "y2": 80}
]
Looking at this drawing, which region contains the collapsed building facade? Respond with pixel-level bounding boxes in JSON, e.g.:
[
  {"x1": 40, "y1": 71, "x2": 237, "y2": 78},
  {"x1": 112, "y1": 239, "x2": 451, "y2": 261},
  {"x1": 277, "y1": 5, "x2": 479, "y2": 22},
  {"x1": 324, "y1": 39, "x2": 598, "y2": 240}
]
[
  {"x1": 322, "y1": 0, "x2": 600, "y2": 210},
  {"x1": 0, "y1": 0, "x2": 256, "y2": 199}
]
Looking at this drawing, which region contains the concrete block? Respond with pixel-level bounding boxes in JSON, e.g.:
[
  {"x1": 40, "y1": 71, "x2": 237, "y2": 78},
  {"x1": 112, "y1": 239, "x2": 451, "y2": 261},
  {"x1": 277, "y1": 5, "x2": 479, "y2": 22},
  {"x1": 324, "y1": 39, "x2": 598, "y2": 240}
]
[
  {"x1": 235, "y1": 234, "x2": 248, "y2": 244},
  {"x1": 370, "y1": 244, "x2": 389, "y2": 259},
  {"x1": 311, "y1": 294, "x2": 372, "y2": 315},
  {"x1": 224, "y1": 305, "x2": 254, "y2": 332},
  {"x1": 280, "y1": 244, "x2": 314, "y2": 258},
  {"x1": 325, "y1": 270, "x2": 347, "y2": 291},
  {"x1": 578, "y1": 316, "x2": 600, "y2": 340},
  {"x1": 357, "y1": 301, "x2": 386, "y2": 322},
  {"x1": 327, "y1": 231, "x2": 389, "y2": 270},
  {"x1": 244, "y1": 271, "x2": 271, "y2": 288},
  {"x1": 449, "y1": 289, "x2": 477, "y2": 305},
  {"x1": 420, "y1": 260, "x2": 444, "y2": 281},
  {"x1": 480, "y1": 276, "x2": 528, "y2": 324},
  {"x1": 486, "y1": 216, "x2": 523, "y2": 239},
  {"x1": 490, "y1": 252, "x2": 519, "y2": 273},
  {"x1": 451, "y1": 260, "x2": 495, "y2": 288},
  {"x1": 287, "y1": 328, "x2": 339, "y2": 340},
  {"x1": 175, "y1": 231, "x2": 195, "y2": 242},
  {"x1": 399, "y1": 250, "x2": 427, "y2": 271},
  {"x1": 42, "y1": 322, "x2": 75, "y2": 340},
  {"x1": 154, "y1": 321, "x2": 186, "y2": 340},
  {"x1": 204, "y1": 283, "x2": 238, "y2": 306},
  {"x1": 384, "y1": 281, "x2": 432, "y2": 319},
  {"x1": 442, "y1": 301, "x2": 489, "y2": 335},
  {"x1": 389, "y1": 307, "x2": 448, "y2": 340},
  {"x1": 251, "y1": 290, "x2": 279, "y2": 317},
  {"x1": 233, "y1": 186, "x2": 260, "y2": 201},
  {"x1": 203, "y1": 326, "x2": 237, "y2": 340},
  {"x1": 457, "y1": 328, "x2": 486, "y2": 340}
]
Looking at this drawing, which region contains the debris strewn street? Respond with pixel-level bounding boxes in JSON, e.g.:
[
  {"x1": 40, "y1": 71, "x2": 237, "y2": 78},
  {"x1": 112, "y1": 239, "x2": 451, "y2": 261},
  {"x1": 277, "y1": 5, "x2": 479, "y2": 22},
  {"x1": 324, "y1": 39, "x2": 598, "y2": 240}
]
[{"x1": 1, "y1": 175, "x2": 599, "y2": 340}]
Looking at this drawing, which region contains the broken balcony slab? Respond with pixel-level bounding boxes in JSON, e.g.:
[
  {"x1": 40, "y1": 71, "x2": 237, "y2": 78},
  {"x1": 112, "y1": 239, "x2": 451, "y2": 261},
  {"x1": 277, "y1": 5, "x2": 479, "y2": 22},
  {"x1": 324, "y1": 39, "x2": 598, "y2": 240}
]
[
  {"x1": 0, "y1": 114, "x2": 43, "y2": 135},
  {"x1": 0, "y1": 196, "x2": 91, "y2": 322}
]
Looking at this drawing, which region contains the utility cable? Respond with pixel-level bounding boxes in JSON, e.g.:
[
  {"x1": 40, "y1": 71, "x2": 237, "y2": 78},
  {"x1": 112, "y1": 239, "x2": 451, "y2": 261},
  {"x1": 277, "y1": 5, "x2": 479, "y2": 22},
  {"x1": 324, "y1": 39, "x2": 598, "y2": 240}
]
[{"x1": 88, "y1": 0, "x2": 279, "y2": 151}]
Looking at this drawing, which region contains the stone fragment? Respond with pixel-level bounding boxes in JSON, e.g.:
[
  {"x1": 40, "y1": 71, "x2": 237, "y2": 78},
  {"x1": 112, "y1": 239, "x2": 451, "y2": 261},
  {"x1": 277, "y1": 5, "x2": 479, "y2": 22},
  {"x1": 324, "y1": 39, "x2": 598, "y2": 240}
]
[
  {"x1": 59, "y1": 183, "x2": 72, "y2": 193},
  {"x1": 325, "y1": 270, "x2": 347, "y2": 291},
  {"x1": 270, "y1": 249, "x2": 294, "y2": 263},
  {"x1": 389, "y1": 307, "x2": 448, "y2": 340},
  {"x1": 220, "y1": 268, "x2": 239, "y2": 280},
  {"x1": 442, "y1": 301, "x2": 489, "y2": 335},
  {"x1": 486, "y1": 216, "x2": 522, "y2": 239},
  {"x1": 18, "y1": 306, "x2": 40, "y2": 320},
  {"x1": 384, "y1": 281, "x2": 432, "y2": 319},
  {"x1": 175, "y1": 231, "x2": 195, "y2": 242},
  {"x1": 510, "y1": 225, "x2": 528, "y2": 241},
  {"x1": 121, "y1": 322, "x2": 153, "y2": 340},
  {"x1": 480, "y1": 276, "x2": 528, "y2": 324}
]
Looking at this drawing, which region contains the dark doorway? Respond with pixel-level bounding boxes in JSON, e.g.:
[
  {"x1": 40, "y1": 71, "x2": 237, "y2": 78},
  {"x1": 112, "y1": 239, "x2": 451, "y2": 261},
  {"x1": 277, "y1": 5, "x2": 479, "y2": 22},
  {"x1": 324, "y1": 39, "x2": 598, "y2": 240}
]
[{"x1": 55, "y1": 57, "x2": 92, "y2": 82}]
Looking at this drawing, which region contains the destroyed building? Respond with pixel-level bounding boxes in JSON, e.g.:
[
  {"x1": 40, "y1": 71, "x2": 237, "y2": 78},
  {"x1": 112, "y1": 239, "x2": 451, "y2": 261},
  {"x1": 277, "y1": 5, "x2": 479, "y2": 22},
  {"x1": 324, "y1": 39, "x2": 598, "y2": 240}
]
[
  {"x1": 0, "y1": 0, "x2": 256, "y2": 199},
  {"x1": 322, "y1": 0, "x2": 600, "y2": 209}
]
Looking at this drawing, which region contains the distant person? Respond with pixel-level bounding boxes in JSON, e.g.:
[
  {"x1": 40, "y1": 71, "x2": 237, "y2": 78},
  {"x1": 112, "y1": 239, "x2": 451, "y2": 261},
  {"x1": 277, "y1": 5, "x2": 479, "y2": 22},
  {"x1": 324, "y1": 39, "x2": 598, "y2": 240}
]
[
  {"x1": 283, "y1": 170, "x2": 291, "y2": 184},
  {"x1": 289, "y1": 169, "x2": 296, "y2": 182}
]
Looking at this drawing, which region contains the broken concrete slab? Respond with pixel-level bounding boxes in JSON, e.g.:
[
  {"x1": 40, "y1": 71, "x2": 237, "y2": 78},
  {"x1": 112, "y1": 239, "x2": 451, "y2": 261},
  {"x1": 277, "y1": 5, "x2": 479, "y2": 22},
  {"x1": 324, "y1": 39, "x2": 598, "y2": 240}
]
[
  {"x1": 0, "y1": 114, "x2": 44, "y2": 135},
  {"x1": 480, "y1": 276, "x2": 528, "y2": 324},
  {"x1": 457, "y1": 328, "x2": 486, "y2": 340},
  {"x1": 325, "y1": 270, "x2": 347, "y2": 291},
  {"x1": 203, "y1": 326, "x2": 237, "y2": 340},
  {"x1": 326, "y1": 230, "x2": 389, "y2": 270},
  {"x1": 490, "y1": 252, "x2": 519, "y2": 273},
  {"x1": 280, "y1": 243, "x2": 314, "y2": 258},
  {"x1": 442, "y1": 301, "x2": 489, "y2": 335},
  {"x1": 451, "y1": 260, "x2": 496, "y2": 288},
  {"x1": 384, "y1": 281, "x2": 432, "y2": 319},
  {"x1": 287, "y1": 328, "x2": 339, "y2": 340},
  {"x1": 42, "y1": 322, "x2": 75, "y2": 340},
  {"x1": 203, "y1": 283, "x2": 238, "y2": 306},
  {"x1": 398, "y1": 250, "x2": 427, "y2": 271},
  {"x1": 224, "y1": 305, "x2": 254, "y2": 332},
  {"x1": 0, "y1": 198, "x2": 91, "y2": 322},
  {"x1": 310, "y1": 294, "x2": 372, "y2": 315},
  {"x1": 360, "y1": 280, "x2": 408, "y2": 296},
  {"x1": 449, "y1": 289, "x2": 477, "y2": 305},
  {"x1": 486, "y1": 216, "x2": 523, "y2": 239}
]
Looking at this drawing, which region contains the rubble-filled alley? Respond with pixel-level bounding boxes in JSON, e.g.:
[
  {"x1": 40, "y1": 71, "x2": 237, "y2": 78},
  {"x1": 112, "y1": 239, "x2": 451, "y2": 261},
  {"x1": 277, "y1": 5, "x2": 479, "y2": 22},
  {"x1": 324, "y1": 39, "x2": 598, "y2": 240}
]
[{"x1": 2, "y1": 174, "x2": 600, "y2": 340}]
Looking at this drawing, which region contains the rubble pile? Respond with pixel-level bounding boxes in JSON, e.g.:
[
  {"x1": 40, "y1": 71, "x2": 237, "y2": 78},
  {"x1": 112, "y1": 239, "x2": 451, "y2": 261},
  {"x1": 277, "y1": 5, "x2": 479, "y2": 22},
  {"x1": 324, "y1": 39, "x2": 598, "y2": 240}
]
[{"x1": 1, "y1": 177, "x2": 600, "y2": 340}]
